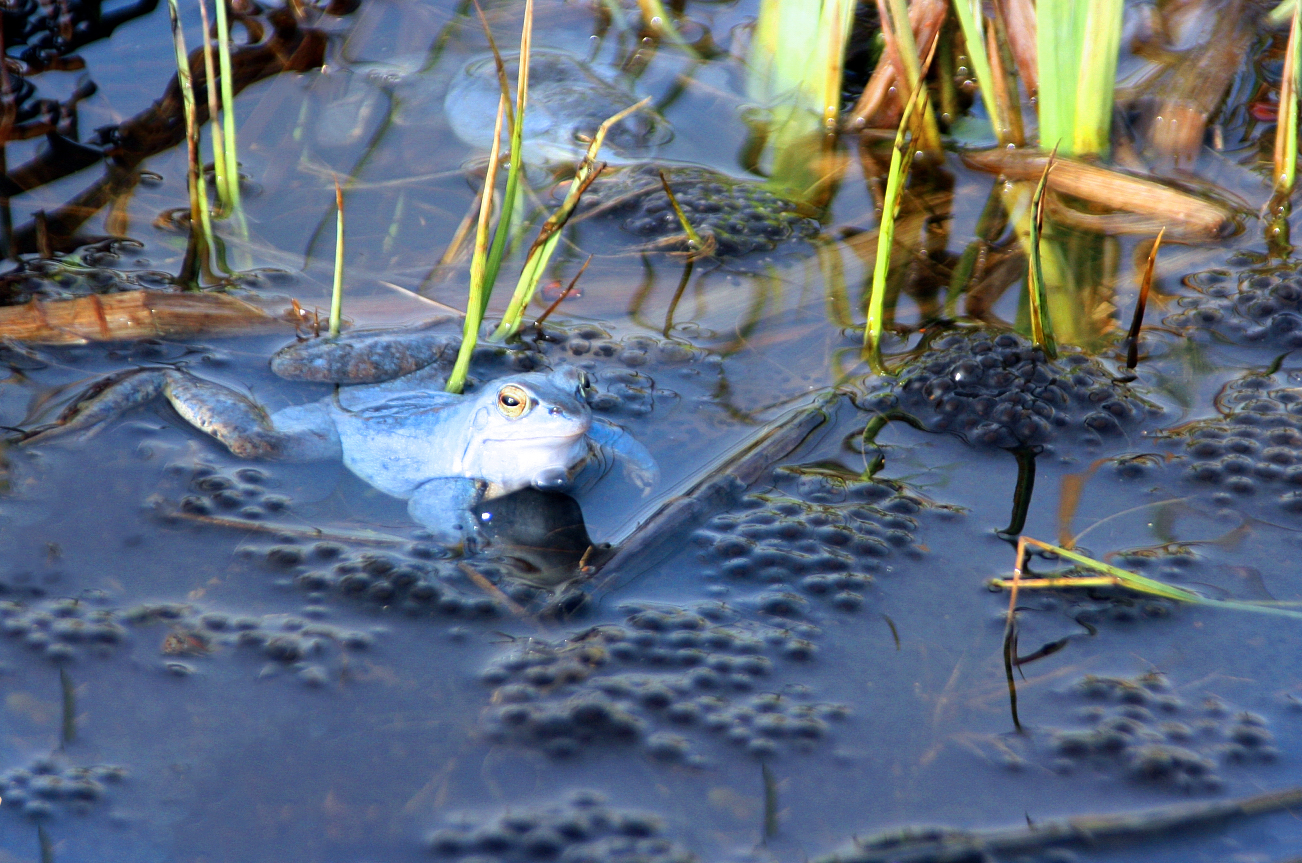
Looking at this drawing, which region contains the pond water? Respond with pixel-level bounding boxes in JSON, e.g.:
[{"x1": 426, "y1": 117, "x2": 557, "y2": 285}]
[{"x1": 3, "y1": 1, "x2": 1302, "y2": 862}]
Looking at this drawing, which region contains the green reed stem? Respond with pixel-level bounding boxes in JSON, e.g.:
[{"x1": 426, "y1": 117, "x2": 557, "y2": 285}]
[
  {"x1": 446, "y1": 93, "x2": 508, "y2": 394},
  {"x1": 1073, "y1": 0, "x2": 1122, "y2": 156},
  {"x1": 1277, "y1": 6, "x2": 1301, "y2": 193},
  {"x1": 951, "y1": 0, "x2": 1003, "y2": 143},
  {"x1": 479, "y1": 0, "x2": 532, "y2": 318},
  {"x1": 167, "y1": 0, "x2": 214, "y2": 281},
  {"x1": 863, "y1": 83, "x2": 928, "y2": 373},
  {"x1": 490, "y1": 98, "x2": 651, "y2": 341},
  {"x1": 198, "y1": 0, "x2": 228, "y2": 218},
  {"x1": 658, "y1": 169, "x2": 702, "y2": 248},
  {"x1": 214, "y1": 0, "x2": 246, "y2": 242},
  {"x1": 329, "y1": 179, "x2": 345, "y2": 337}
]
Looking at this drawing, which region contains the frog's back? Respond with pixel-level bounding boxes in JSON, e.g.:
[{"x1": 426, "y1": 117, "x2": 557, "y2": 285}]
[{"x1": 327, "y1": 392, "x2": 471, "y2": 498}]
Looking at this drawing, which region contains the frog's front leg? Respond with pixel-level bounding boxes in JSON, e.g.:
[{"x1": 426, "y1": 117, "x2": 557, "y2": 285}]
[
  {"x1": 587, "y1": 417, "x2": 659, "y2": 491},
  {"x1": 407, "y1": 477, "x2": 487, "y2": 550}
]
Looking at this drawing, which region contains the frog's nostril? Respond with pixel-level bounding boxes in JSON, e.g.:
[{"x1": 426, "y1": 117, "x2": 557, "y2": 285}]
[{"x1": 549, "y1": 406, "x2": 563, "y2": 417}]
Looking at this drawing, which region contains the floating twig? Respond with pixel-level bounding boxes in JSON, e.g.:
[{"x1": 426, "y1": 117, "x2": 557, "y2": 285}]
[{"x1": 819, "y1": 786, "x2": 1302, "y2": 863}]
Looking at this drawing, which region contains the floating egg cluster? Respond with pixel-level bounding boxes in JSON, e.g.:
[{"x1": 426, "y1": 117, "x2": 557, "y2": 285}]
[
  {"x1": 424, "y1": 790, "x2": 695, "y2": 863},
  {"x1": 0, "y1": 756, "x2": 125, "y2": 820},
  {"x1": 581, "y1": 163, "x2": 821, "y2": 257},
  {"x1": 1168, "y1": 264, "x2": 1302, "y2": 350},
  {"x1": 861, "y1": 332, "x2": 1158, "y2": 448},
  {"x1": 479, "y1": 604, "x2": 846, "y2": 762},
  {"x1": 1021, "y1": 674, "x2": 1280, "y2": 792}
]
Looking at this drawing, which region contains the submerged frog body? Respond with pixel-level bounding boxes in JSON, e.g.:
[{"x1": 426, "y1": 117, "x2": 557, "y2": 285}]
[
  {"x1": 22, "y1": 332, "x2": 657, "y2": 548},
  {"x1": 444, "y1": 51, "x2": 671, "y2": 165}
]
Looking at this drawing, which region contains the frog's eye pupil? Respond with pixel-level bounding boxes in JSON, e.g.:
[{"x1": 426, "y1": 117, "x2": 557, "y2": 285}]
[{"x1": 497, "y1": 385, "x2": 529, "y2": 417}]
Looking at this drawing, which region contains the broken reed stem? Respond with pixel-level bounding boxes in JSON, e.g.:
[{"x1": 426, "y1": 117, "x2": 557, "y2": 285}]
[
  {"x1": 658, "y1": 170, "x2": 703, "y2": 248},
  {"x1": 490, "y1": 98, "x2": 651, "y2": 341},
  {"x1": 1026, "y1": 149, "x2": 1058, "y2": 358},
  {"x1": 446, "y1": 93, "x2": 508, "y2": 394},
  {"x1": 863, "y1": 76, "x2": 930, "y2": 373},
  {"x1": 198, "y1": 0, "x2": 228, "y2": 217},
  {"x1": 992, "y1": 536, "x2": 1302, "y2": 621},
  {"x1": 166, "y1": 0, "x2": 214, "y2": 281},
  {"x1": 1277, "y1": 6, "x2": 1301, "y2": 194},
  {"x1": 534, "y1": 254, "x2": 593, "y2": 327},
  {"x1": 328, "y1": 178, "x2": 344, "y2": 337},
  {"x1": 1125, "y1": 227, "x2": 1164, "y2": 372}
]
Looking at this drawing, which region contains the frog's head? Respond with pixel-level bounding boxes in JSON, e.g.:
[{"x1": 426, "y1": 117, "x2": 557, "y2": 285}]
[{"x1": 466, "y1": 368, "x2": 594, "y2": 489}]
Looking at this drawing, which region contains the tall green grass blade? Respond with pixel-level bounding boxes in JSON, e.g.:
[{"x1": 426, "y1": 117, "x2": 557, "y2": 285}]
[
  {"x1": 1276, "y1": 6, "x2": 1301, "y2": 193},
  {"x1": 213, "y1": 0, "x2": 247, "y2": 257},
  {"x1": 747, "y1": 0, "x2": 854, "y2": 200},
  {"x1": 1035, "y1": 0, "x2": 1077, "y2": 153},
  {"x1": 479, "y1": 0, "x2": 532, "y2": 317},
  {"x1": 884, "y1": 0, "x2": 939, "y2": 150},
  {"x1": 862, "y1": 83, "x2": 928, "y2": 373},
  {"x1": 447, "y1": 93, "x2": 508, "y2": 394},
  {"x1": 167, "y1": 0, "x2": 214, "y2": 281},
  {"x1": 1026, "y1": 151, "x2": 1058, "y2": 358},
  {"x1": 1073, "y1": 0, "x2": 1122, "y2": 156},
  {"x1": 198, "y1": 0, "x2": 229, "y2": 218},
  {"x1": 951, "y1": 0, "x2": 1003, "y2": 144},
  {"x1": 490, "y1": 99, "x2": 650, "y2": 341},
  {"x1": 329, "y1": 179, "x2": 345, "y2": 337}
]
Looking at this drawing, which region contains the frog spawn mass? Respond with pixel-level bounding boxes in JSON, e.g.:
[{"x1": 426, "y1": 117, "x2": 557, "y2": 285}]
[
  {"x1": 0, "y1": 756, "x2": 126, "y2": 820},
  {"x1": 1000, "y1": 674, "x2": 1279, "y2": 793},
  {"x1": 692, "y1": 467, "x2": 932, "y2": 615},
  {"x1": 861, "y1": 331, "x2": 1159, "y2": 449},
  {"x1": 0, "y1": 591, "x2": 378, "y2": 685},
  {"x1": 478, "y1": 605, "x2": 844, "y2": 763},
  {"x1": 578, "y1": 163, "x2": 822, "y2": 258},
  {"x1": 1167, "y1": 374, "x2": 1302, "y2": 511},
  {"x1": 1166, "y1": 263, "x2": 1302, "y2": 350},
  {"x1": 424, "y1": 791, "x2": 695, "y2": 863}
]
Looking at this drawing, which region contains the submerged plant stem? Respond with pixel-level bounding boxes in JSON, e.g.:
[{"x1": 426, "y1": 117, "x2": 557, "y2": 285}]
[{"x1": 329, "y1": 179, "x2": 344, "y2": 337}]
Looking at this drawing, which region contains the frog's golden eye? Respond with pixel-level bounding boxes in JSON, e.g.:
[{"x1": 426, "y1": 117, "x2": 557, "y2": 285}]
[{"x1": 497, "y1": 384, "x2": 530, "y2": 418}]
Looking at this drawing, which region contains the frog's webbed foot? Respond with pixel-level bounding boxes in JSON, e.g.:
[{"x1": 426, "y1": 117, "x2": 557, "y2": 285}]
[
  {"x1": 587, "y1": 417, "x2": 658, "y2": 493},
  {"x1": 19, "y1": 368, "x2": 169, "y2": 445},
  {"x1": 408, "y1": 477, "x2": 487, "y2": 551}
]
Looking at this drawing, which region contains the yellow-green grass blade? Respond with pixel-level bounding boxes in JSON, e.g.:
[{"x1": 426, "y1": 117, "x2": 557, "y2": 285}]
[
  {"x1": 950, "y1": 0, "x2": 1004, "y2": 144},
  {"x1": 447, "y1": 93, "x2": 508, "y2": 393},
  {"x1": 1277, "y1": 5, "x2": 1301, "y2": 193},
  {"x1": 1026, "y1": 150, "x2": 1058, "y2": 358},
  {"x1": 479, "y1": 0, "x2": 532, "y2": 313},
  {"x1": 862, "y1": 81, "x2": 928, "y2": 373},
  {"x1": 490, "y1": 99, "x2": 651, "y2": 341},
  {"x1": 1073, "y1": 0, "x2": 1122, "y2": 156},
  {"x1": 329, "y1": 179, "x2": 345, "y2": 337}
]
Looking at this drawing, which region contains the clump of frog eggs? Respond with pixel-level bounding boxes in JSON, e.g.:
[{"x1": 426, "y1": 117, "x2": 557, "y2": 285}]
[
  {"x1": 0, "y1": 756, "x2": 125, "y2": 820},
  {"x1": 1004, "y1": 673, "x2": 1280, "y2": 792},
  {"x1": 861, "y1": 331, "x2": 1159, "y2": 449},
  {"x1": 1167, "y1": 263, "x2": 1302, "y2": 350},
  {"x1": 424, "y1": 790, "x2": 696, "y2": 863},
  {"x1": 690, "y1": 471, "x2": 933, "y2": 615},
  {"x1": 478, "y1": 604, "x2": 846, "y2": 763},
  {"x1": 0, "y1": 594, "x2": 377, "y2": 686}
]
